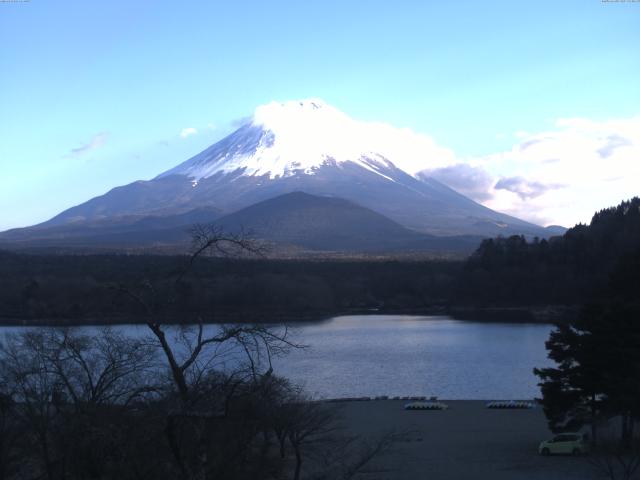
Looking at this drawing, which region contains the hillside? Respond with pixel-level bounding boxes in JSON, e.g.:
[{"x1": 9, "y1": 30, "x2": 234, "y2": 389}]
[
  {"x1": 214, "y1": 192, "x2": 482, "y2": 253},
  {"x1": 457, "y1": 197, "x2": 640, "y2": 306}
]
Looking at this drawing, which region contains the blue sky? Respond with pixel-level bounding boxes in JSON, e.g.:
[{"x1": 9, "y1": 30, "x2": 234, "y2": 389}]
[{"x1": 1, "y1": 0, "x2": 639, "y2": 230}]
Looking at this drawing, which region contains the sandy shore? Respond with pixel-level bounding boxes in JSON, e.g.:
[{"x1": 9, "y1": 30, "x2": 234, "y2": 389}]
[{"x1": 334, "y1": 400, "x2": 598, "y2": 480}]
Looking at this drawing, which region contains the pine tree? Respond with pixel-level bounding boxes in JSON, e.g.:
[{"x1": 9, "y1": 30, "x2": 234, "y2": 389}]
[{"x1": 534, "y1": 248, "x2": 640, "y2": 446}]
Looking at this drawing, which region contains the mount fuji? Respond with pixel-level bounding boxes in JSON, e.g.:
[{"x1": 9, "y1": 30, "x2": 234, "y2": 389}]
[{"x1": 1, "y1": 99, "x2": 553, "y2": 252}]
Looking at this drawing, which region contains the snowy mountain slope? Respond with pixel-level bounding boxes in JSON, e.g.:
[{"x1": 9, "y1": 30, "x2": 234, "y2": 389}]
[
  {"x1": 158, "y1": 99, "x2": 451, "y2": 181},
  {"x1": 4, "y1": 99, "x2": 551, "y2": 243}
]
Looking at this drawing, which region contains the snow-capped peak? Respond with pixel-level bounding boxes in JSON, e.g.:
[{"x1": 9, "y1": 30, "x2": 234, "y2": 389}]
[
  {"x1": 252, "y1": 98, "x2": 340, "y2": 131},
  {"x1": 158, "y1": 99, "x2": 456, "y2": 181}
]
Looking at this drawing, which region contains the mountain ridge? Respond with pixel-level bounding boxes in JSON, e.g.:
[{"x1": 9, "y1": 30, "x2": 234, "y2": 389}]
[
  {"x1": 0, "y1": 192, "x2": 484, "y2": 254},
  {"x1": 2, "y1": 99, "x2": 557, "y2": 250}
]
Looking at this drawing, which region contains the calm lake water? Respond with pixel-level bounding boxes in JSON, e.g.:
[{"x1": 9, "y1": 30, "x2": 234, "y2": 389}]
[{"x1": 1, "y1": 315, "x2": 554, "y2": 400}]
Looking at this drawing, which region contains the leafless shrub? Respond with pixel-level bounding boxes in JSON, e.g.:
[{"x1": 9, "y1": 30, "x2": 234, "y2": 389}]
[{"x1": 589, "y1": 422, "x2": 640, "y2": 480}]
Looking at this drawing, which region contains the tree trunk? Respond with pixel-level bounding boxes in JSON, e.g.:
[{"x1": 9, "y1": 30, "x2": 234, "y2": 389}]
[
  {"x1": 260, "y1": 430, "x2": 271, "y2": 457},
  {"x1": 38, "y1": 430, "x2": 55, "y2": 480},
  {"x1": 293, "y1": 445, "x2": 302, "y2": 480},
  {"x1": 0, "y1": 438, "x2": 5, "y2": 480},
  {"x1": 590, "y1": 395, "x2": 598, "y2": 447},
  {"x1": 277, "y1": 432, "x2": 286, "y2": 459},
  {"x1": 148, "y1": 324, "x2": 190, "y2": 401},
  {"x1": 165, "y1": 416, "x2": 189, "y2": 479},
  {"x1": 621, "y1": 413, "x2": 631, "y2": 449}
]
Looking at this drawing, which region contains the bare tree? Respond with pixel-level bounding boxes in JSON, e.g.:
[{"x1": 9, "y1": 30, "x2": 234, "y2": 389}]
[
  {"x1": 288, "y1": 401, "x2": 337, "y2": 480},
  {"x1": 39, "y1": 328, "x2": 157, "y2": 407},
  {"x1": 1, "y1": 330, "x2": 69, "y2": 480},
  {"x1": 0, "y1": 328, "x2": 159, "y2": 480},
  {"x1": 589, "y1": 422, "x2": 640, "y2": 480},
  {"x1": 0, "y1": 385, "x2": 20, "y2": 480},
  {"x1": 117, "y1": 224, "x2": 298, "y2": 402},
  {"x1": 311, "y1": 430, "x2": 404, "y2": 480},
  {"x1": 268, "y1": 387, "x2": 403, "y2": 480},
  {"x1": 113, "y1": 225, "x2": 310, "y2": 480}
]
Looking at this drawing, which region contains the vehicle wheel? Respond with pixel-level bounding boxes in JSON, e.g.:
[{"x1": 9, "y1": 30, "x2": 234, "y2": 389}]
[
  {"x1": 572, "y1": 448, "x2": 581, "y2": 456},
  {"x1": 541, "y1": 448, "x2": 550, "y2": 456}
]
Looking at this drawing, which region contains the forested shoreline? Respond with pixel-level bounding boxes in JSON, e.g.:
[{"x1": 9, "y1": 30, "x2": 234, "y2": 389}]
[
  {"x1": 0, "y1": 254, "x2": 461, "y2": 325},
  {"x1": 1, "y1": 197, "x2": 638, "y2": 327}
]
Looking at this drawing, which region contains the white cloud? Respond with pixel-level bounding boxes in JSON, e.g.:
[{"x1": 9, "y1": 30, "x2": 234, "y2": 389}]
[
  {"x1": 362, "y1": 122, "x2": 458, "y2": 174},
  {"x1": 252, "y1": 99, "x2": 458, "y2": 176},
  {"x1": 183, "y1": 102, "x2": 640, "y2": 228},
  {"x1": 493, "y1": 176, "x2": 565, "y2": 200},
  {"x1": 411, "y1": 115, "x2": 640, "y2": 227},
  {"x1": 473, "y1": 116, "x2": 640, "y2": 227},
  {"x1": 64, "y1": 132, "x2": 108, "y2": 158},
  {"x1": 180, "y1": 127, "x2": 198, "y2": 138}
]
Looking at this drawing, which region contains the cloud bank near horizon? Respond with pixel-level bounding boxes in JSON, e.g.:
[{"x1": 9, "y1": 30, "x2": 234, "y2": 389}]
[
  {"x1": 416, "y1": 115, "x2": 640, "y2": 228},
  {"x1": 247, "y1": 100, "x2": 639, "y2": 228},
  {"x1": 54, "y1": 110, "x2": 640, "y2": 231}
]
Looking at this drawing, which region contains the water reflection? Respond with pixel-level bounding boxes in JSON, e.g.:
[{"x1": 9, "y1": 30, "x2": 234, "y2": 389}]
[
  {"x1": 1, "y1": 315, "x2": 553, "y2": 400},
  {"x1": 272, "y1": 316, "x2": 553, "y2": 400}
]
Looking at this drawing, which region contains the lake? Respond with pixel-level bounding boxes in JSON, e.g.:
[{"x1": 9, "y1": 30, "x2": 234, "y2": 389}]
[{"x1": 0, "y1": 315, "x2": 554, "y2": 400}]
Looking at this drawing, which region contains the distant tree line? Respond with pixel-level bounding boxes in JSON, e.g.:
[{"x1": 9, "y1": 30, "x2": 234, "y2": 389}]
[
  {"x1": 1, "y1": 197, "x2": 639, "y2": 326},
  {"x1": 456, "y1": 197, "x2": 640, "y2": 306},
  {"x1": 0, "y1": 254, "x2": 460, "y2": 325}
]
